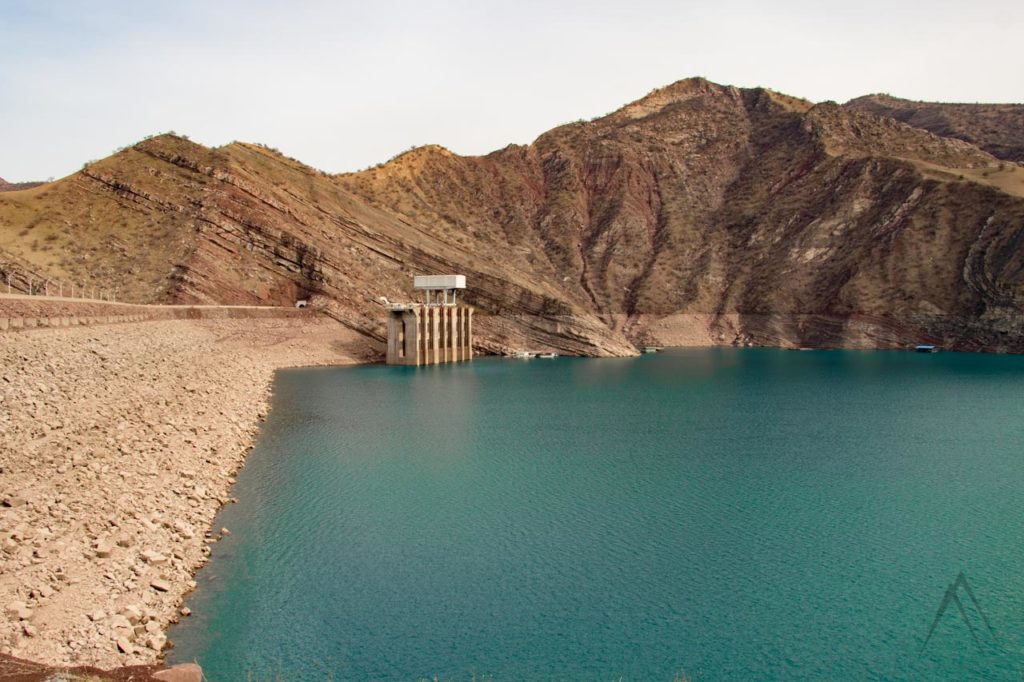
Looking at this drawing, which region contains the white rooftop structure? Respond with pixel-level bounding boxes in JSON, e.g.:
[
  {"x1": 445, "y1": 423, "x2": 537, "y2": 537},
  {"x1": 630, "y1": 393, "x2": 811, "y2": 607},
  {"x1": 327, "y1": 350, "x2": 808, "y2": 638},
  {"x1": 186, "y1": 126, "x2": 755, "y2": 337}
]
[
  {"x1": 413, "y1": 274, "x2": 466, "y2": 306},
  {"x1": 414, "y1": 274, "x2": 466, "y2": 291}
]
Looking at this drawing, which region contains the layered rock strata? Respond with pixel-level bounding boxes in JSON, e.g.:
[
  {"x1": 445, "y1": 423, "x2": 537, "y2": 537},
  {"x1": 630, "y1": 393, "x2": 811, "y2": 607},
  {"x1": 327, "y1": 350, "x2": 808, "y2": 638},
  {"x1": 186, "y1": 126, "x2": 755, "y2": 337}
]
[{"x1": 2, "y1": 79, "x2": 1023, "y2": 355}]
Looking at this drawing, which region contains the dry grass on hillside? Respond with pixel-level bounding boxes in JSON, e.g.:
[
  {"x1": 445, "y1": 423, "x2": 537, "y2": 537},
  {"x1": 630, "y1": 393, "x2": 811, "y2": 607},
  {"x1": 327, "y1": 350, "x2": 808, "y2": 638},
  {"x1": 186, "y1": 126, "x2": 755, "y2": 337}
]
[
  {"x1": 0, "y1": 151, "x2": 198, "y2": 302},
  {"x1": 908, "y1": 159, "x2": 1024, "y2": 198}
]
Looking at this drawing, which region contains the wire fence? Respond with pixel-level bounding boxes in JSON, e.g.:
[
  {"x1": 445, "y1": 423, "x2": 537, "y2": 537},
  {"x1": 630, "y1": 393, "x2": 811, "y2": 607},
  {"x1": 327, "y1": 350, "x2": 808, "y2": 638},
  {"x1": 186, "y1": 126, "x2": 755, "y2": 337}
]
[{"x1": 0, "y1": 267, "x2": 120, "y2": 302}]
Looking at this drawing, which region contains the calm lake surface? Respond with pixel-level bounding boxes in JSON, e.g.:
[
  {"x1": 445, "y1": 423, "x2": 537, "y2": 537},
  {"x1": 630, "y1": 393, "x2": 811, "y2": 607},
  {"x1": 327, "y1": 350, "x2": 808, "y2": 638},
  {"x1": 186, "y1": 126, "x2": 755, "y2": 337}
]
[{"x1": 168, "y1": 349, "x2": 1024, "y2": 680}]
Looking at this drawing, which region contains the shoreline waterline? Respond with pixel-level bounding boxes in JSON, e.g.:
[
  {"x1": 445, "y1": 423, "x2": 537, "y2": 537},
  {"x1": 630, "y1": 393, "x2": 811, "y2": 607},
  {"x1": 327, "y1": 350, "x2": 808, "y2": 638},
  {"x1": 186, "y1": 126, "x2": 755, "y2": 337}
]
[
  {"x1": 5, "y1": 333, "x2": 1023, "y2": 673},
  {"x1": 0, "y1": 317, "x2": 372, "y2": 668},
  {"x1": 170, "y1": 349, "x2": 1024, "y2": 680}
]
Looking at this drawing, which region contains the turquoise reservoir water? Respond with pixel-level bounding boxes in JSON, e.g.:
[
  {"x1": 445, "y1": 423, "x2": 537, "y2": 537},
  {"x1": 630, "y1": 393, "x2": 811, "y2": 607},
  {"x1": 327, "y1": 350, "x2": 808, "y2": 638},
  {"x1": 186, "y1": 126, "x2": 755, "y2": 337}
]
[{"x1": 169, "y1": 349, "x2": 1024, "y2": 680}]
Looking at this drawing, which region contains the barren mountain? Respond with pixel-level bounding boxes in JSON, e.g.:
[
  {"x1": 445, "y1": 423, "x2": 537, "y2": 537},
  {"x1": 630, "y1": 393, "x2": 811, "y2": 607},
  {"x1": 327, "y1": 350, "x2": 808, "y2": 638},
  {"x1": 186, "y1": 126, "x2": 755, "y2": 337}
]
[
  {"x1": 0, "y1": 176, "x2": 42, "y2": 192},
  {"x1": 3, "y1": 78, "x2": 1024, "y2": 354},
  {"x1": 845, "y1": 94, "x2": 1024, "y2": 162}
]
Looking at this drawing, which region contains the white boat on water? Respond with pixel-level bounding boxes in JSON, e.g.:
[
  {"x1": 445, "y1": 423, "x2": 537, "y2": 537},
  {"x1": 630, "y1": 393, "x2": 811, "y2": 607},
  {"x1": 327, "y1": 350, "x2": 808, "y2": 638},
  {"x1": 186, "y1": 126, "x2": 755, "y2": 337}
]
[{"x1": 510, "y1": 350, "x2": 558, "y2": 359}]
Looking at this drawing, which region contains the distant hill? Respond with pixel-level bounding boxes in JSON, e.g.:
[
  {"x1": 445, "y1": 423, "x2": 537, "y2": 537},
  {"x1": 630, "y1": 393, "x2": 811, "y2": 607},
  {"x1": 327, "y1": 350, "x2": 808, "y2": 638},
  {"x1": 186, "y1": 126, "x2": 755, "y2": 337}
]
[
  {"x1": 845, "y1": 94, "x2": 1024, "y2": 162},
  {"x1": 2, "y1": 78, "x2": 1024, "y2": 354},
  {"x1": 0, "y1": 177, "x2": 44, "y2": 192}
]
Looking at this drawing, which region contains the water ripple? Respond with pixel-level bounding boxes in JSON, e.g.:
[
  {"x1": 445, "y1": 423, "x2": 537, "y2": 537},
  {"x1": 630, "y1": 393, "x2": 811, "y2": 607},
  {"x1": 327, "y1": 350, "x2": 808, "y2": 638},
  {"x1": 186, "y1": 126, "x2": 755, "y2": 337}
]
[{"x1": 171, "y1": 350, "x2": 1024, "y2": 681}]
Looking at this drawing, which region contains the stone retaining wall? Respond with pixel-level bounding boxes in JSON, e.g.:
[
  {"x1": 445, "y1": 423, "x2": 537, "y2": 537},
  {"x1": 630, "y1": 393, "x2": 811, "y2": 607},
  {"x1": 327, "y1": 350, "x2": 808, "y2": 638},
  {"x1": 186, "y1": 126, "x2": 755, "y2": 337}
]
[{"x1": 0, "y1": 299, "x2": 312, "y2": 333}]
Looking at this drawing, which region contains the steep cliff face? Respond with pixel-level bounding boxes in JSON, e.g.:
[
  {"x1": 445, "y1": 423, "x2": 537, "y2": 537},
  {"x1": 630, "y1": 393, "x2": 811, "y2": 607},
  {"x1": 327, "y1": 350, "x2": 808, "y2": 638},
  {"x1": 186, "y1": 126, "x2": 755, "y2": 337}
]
[
  {"x1": 2, "y1": 78, "x2": 1023, "y2": 355},
  {"x1": 845, "y1": 94, "x2": 1024, "y2": 162}
]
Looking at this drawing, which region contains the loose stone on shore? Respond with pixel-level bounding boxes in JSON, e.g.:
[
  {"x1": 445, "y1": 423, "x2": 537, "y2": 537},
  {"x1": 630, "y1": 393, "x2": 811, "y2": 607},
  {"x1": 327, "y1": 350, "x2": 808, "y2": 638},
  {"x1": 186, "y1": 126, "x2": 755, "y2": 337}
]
[{"x1": 0, "y1": 317, "x2": 368, "y2": 666}]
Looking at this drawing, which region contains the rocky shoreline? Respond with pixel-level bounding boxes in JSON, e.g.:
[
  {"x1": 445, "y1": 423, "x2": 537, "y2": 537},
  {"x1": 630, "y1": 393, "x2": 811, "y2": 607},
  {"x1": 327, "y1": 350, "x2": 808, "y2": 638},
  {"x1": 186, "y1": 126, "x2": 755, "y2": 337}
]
[{"x1": 0, "y1": 317, "x2": 373, "y2": 667}]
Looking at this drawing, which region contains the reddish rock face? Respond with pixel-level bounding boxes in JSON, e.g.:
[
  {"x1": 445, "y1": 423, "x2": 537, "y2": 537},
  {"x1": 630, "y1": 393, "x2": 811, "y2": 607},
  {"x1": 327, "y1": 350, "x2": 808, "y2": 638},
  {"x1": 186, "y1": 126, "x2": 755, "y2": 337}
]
[{"x1": 2, "y1": 78, "x2": 1024, "y2": 354}]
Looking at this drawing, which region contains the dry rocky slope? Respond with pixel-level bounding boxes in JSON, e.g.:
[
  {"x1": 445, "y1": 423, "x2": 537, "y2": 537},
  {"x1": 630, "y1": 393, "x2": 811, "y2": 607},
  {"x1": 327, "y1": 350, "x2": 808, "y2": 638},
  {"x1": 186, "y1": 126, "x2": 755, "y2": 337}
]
[
  {"x1": 2, "y1": 77, "x2": 1024, "y2": 354},
  {"x1": 845, "y1": 94, "x2": 1024, "y2": 162},
  {"x1": 0, "y1": 318, "x2": 372, "y2": 667}
]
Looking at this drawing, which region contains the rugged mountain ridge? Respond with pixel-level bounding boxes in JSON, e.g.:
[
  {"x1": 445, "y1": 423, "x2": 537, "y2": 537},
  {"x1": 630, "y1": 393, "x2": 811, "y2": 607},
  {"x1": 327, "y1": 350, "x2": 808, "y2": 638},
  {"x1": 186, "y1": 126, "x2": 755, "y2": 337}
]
[
  {"x1": 0, "y1": 139, "x2": 636, "y2": 356},
  {"x1": 3, "y1": 78, "x2": 1024, "y2": 354},
  {"x1": 845, "y1": 94, "x2": 1024, "y2": 162},
  {"x1": 340, "y1": 79, "x2": 1024, "y2": 351}
]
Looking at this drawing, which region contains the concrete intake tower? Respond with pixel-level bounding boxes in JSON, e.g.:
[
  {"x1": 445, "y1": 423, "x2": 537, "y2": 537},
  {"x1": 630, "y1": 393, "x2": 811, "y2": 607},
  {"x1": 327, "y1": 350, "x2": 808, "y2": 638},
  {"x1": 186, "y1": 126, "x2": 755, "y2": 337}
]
[{"x1": 386, "y1": 275, "x2": 473, "y2": 366}]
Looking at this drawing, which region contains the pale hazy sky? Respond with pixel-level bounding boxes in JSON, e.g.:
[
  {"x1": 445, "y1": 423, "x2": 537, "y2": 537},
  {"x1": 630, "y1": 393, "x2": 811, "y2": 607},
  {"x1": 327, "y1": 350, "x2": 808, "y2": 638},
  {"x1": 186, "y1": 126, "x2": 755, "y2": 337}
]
[{"x1": 2, "y1": 0, "x2": 1022, "y2": 181}]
